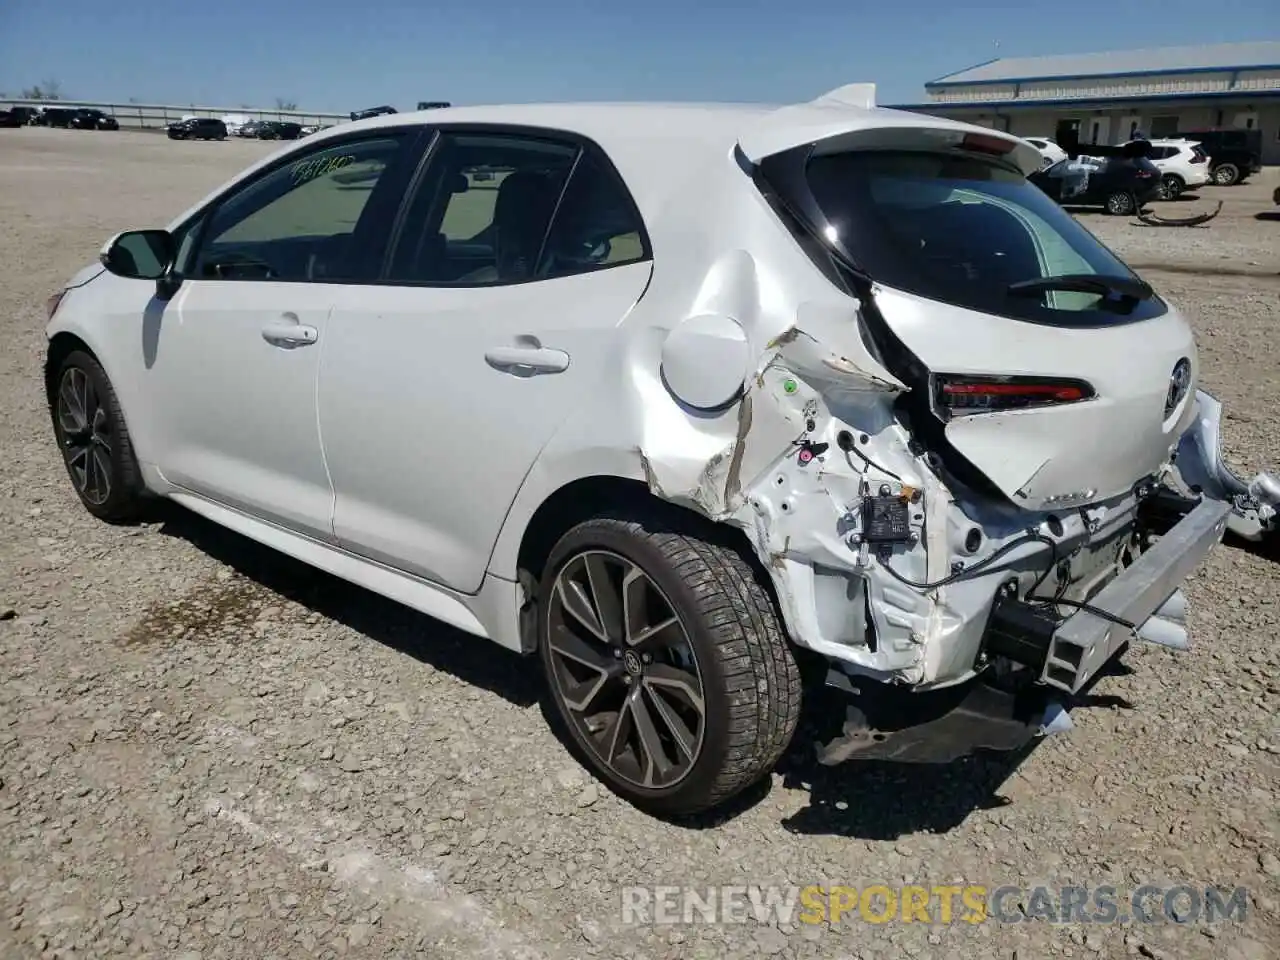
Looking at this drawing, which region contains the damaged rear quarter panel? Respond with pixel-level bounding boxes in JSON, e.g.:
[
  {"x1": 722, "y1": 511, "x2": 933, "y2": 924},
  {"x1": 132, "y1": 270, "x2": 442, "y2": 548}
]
[{"x1": 613, "y1": 165, "x2": 967, "y2": 684}]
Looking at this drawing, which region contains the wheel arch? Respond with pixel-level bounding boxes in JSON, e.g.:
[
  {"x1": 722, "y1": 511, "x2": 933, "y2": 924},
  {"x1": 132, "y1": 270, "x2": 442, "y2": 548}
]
[
  {"x1": 510, "y1": 473, "x2": 793, "y2": 654},
  {"x1": 44, "y1": 329, "x2": 155, "y2": 481},
  {"x1": 44, "y1": 331, "x2": 95, "y2": 409},
  {"x1": 516, "y1": 474, "x2": 768, "y2": 579}
]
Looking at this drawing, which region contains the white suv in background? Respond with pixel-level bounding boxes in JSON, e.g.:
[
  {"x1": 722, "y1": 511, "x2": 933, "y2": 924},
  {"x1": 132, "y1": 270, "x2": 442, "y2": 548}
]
[
  {"x1": 1131, "y1": 139, "x2": 1211, "y2": 200},
  {"x1": 1023, "y1": 136, "x2": 1068, "y2": 168}
]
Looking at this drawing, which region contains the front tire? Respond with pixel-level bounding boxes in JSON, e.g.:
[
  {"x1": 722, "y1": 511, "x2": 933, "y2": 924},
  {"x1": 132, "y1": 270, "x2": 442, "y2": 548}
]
[
  {"x1": 49, "y1": 350, "x2": 145, "y2": 523},
  {"x1": 1159, "y1": 175, "x2": 1184, "y2": 200},
  {"x1": 1212, "y1": 163, "x2": 1240, "y2": 186},
  {"x1": 538, "y1": 513, "x2": 801, "y2": 816}
]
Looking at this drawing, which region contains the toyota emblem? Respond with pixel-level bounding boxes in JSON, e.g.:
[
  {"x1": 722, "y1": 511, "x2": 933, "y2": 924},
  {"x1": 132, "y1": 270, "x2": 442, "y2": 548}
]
[{"x1": 1165, "y1": 358, "x2": 1191, "y2": 418}]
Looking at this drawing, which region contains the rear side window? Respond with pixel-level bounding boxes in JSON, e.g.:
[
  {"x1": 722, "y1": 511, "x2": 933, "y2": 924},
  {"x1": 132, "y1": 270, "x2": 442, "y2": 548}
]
[
  {"x1": 386, "y1": 132, "x2": 649, "y2": 286},
  {"x1": 537, "y1": 152, "x2": 648, "y2": 279},
  {"x1": 800, "y1": 150, "x2": 1166, "y2": 327}
]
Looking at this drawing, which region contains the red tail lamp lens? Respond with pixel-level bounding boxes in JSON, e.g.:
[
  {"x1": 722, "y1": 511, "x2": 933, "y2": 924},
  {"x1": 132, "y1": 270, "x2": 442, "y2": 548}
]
[
  {"x1": 961, "y1": 132, "x2": 1018, "y2": 156},
  {"x1": 935, "y1": 376, "x2": 1095, "y2": 414}
]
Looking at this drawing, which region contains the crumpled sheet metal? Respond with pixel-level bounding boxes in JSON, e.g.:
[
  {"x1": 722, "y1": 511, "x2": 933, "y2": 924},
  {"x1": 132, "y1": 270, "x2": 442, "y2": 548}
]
[{"x1": 634, "y1": 252, "x2": 960, "y2": 679}]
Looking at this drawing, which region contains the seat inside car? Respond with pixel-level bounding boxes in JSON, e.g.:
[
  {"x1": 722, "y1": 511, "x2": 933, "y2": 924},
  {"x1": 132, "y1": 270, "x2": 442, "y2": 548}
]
[{"x1": 455, "y1": 169, "x2": 563, "y2": 284}]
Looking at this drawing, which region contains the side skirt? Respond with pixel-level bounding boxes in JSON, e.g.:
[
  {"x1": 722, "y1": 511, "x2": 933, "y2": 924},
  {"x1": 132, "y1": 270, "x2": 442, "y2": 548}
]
[{"x1": 167, "y1": 490, "x2": 525, "y2": 651}]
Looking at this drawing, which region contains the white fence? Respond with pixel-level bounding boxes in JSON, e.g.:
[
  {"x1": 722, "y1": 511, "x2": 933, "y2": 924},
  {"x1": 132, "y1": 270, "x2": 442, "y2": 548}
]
[{"x1": 1, "y1": 98, "x2": 350, "y2": 130}]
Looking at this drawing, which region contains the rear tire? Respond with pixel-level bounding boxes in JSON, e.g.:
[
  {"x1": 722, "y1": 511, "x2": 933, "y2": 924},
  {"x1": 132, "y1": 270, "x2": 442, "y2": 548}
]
[
  {"x1": 1105, "y1": 190, "x2": 1136, "y2": 216},
  {"x1": 537, "y1": 512, "x2": 801, "y2": 816},
  {"x1": 1159, "y1": 175, "x2": 1184, "y2": 201},
  {"x1": 1212, "y1": 163, "x2": 1240, "y2": 186},
  {"x1": 49, "y1": 350, "x2": 146, "y2": 523}
]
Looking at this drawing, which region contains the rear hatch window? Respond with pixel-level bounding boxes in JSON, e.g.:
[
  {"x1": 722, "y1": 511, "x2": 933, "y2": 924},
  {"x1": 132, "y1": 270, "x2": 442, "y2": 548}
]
[{"x1": 802, "y1": 150, "x2": 1167, "y2": 327}]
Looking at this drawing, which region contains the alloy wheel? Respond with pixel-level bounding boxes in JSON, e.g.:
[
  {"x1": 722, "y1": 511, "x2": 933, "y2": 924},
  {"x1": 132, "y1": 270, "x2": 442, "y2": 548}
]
[
  {"x1": 55, "y1": 367, "x2": 112, "y2": 506},
  {"x1": 1106, "y1": 191, "x2": 1134, "y2": 215},
  {"x1": 545, "y1": 549, "x2": 706, "y2": 790}
]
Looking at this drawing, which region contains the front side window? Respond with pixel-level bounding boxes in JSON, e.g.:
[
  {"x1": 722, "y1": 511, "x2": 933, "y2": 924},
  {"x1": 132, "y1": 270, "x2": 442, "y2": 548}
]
[
  {"x1": 192, "y1": 135, "x2": 407, "y2": 282},
  {"x1": 800, "y1": 150, "x2": 1166, "y2": 326}
]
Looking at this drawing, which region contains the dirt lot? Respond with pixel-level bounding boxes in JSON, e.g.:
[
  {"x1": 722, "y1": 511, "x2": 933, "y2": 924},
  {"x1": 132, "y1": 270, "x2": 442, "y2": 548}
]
[{"x1": 1, "y1": 128, "x2": 1278, "y2": 960}]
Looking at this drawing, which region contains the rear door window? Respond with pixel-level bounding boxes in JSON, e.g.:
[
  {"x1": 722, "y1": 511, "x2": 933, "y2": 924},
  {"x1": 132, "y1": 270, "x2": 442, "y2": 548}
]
[
  {"x1": 385, "y1": 130, "x2": 650, "y2": 286},
  {"x1": 801, "y1": 150, "x2": 1167, "y2": 327}
]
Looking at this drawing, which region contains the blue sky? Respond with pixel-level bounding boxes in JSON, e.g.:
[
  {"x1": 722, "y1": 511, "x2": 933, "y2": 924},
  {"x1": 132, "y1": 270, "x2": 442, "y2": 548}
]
[{"x1": 1, "y1": 0, "x2": 1276, "y2": 112}]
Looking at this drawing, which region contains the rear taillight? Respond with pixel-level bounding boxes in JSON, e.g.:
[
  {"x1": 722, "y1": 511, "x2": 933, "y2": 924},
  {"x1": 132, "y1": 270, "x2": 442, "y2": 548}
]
[
  {"x1": 46, "y1": 290, "x2": 66, "y2": 320},
  {"x1": 933, "y1": 374, "x2": 1095, "y2": 417}
]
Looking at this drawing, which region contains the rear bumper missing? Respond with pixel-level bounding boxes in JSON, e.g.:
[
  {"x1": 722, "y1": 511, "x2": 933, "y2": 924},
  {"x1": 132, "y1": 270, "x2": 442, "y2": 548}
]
[
  {"x1": 815, "y1": 494, "x2": 1230, "y2": 765},
  {"x1": 1039, "y1": 494, "x2": 1229, "y2": 694}
]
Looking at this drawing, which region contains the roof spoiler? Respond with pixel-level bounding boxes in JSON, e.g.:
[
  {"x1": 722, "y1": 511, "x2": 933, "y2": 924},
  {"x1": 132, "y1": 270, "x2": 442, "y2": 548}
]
[{"x1": 809, "y1": 83, "x2": 876, "y2": 110}]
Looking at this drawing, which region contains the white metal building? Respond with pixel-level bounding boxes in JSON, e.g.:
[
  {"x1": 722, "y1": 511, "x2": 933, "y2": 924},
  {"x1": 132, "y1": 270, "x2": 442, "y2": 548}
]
[{"x1": 893, "y1": 41, "x2": 1280, "y2": 164}]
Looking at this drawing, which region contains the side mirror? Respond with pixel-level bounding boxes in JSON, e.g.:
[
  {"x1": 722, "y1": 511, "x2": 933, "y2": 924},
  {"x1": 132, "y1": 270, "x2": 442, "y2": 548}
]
[{"x1": 99, "y1": 229, "x2": 176, "y2": 280}]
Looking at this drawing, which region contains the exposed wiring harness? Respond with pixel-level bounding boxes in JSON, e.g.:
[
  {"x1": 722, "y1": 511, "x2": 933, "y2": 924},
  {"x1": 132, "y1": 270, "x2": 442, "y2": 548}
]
[
  {"x1": 880, "y1": 531, "x2": 1059, "y2": 591},
  {"x1": 881, "y1": 528, "x2": 1138, "y2": 630}
]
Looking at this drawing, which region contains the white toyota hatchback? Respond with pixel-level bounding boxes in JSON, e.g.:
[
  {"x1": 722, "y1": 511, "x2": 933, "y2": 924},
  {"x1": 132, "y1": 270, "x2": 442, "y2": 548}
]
[{"x1": 45, "y1": 86, "x2": 1278, "y2": 816}]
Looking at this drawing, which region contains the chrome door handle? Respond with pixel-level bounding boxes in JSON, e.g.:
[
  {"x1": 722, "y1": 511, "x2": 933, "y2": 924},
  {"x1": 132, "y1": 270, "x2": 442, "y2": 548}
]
[
  {"x1": 484, "y1": 346, "x2": 569, "y2": 375},
  {"x1": 261, "y1": 318, "x2": 318, "y2": 347}
]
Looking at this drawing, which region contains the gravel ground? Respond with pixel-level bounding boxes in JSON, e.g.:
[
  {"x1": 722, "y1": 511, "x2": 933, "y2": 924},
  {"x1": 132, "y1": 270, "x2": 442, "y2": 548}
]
[{"x1": 1, "y1": 128, "x2": 1278, "y2": 960}]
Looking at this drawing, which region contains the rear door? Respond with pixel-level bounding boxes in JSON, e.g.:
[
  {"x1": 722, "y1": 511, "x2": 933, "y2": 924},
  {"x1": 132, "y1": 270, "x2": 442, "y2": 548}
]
[{"x1": 317, "y1": 127, "x2": 653, "y2": 592}]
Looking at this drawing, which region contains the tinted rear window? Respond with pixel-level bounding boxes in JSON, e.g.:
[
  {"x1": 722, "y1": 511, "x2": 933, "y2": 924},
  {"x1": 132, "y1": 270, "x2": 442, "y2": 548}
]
[{"x1": 802, "y1": 150, "x2": 1167, "y2": 327}]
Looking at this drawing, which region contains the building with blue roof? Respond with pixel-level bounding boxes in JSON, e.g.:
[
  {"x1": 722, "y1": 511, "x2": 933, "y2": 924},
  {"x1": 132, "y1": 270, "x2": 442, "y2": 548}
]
[{"x1": 892, "y1": 40, "x2": 1279, "y2": 164}]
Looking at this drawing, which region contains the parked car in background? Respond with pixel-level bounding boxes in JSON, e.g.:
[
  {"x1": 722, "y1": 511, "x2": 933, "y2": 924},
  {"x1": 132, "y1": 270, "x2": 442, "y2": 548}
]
[
  {"x1": 1178, "y1": 128, "x2": 1262, "y2": 185},
  {"x1": 5, "y1": 106, "x2": 39, "y2": 125},
  {"x1": 220, "y1": 114, "x2": 253, "y2": 136},
  {"x1": 1029, "y1": 152, "x2": 1161, "y2": 214},
  {"x1": 350, "y1": 105, "x2": 397, "y2": 121},
  {"x1": 35, "y1": 107, "x2": 78, "y2": 128},
  {"x1": 236, "y1": 120, "x2": 267, "y2": 138},
  {"x1": 0, "y1": 108, "x2": 23, "y2": 128},
  {"x1": 257, "y1": 120, "x2": 303, "y2": 140},
  {"x1": 1022, "y1": 136, "x2": 1068, "y2": 168},
  {"x1": 167, "y1": 117, "x2": 227, "y2": 141},
  {"x1": 68, "y1": 109, "x2": 120, "y2": 131},
  {"x1": 1125, "y1": 139, "x2": 1210, "y2": 200},
  {"x1": 44, "y1": 91, "x2": 1280, "y2": 815}
]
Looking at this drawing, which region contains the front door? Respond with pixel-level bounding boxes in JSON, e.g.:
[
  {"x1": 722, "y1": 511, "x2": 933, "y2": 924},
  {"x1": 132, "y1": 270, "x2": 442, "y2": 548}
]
[
  {"x1": 318, "y1": 129, "x2": 654, "y2": 592},
  {"x1": 152, "y1": 129, "x2": 422, "y2": 539}
]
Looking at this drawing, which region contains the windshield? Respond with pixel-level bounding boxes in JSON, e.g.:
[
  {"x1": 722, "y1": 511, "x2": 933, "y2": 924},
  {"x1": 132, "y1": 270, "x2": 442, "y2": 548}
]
[{"x1": 803, "y1": 150, "x2": 1167, "y2": 327}]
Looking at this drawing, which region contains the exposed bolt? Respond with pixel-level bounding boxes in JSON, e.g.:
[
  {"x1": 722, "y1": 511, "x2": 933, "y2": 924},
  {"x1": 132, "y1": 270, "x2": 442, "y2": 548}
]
[
  {"x1": 879, "y1": 484, "x2": 891, "y2": 496},
  {"x1": 622, "y1": 675, "x2": 632, "y2": 685},
  {"x1": 641, "y1": 652, "x2": 652, "y2": 664},
  {"x1": 951, "y1": 560, "x2": 965, "y2": 574},
  {"x1": 613, "y1": 648, "x2": 622, "y2": 659}
]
